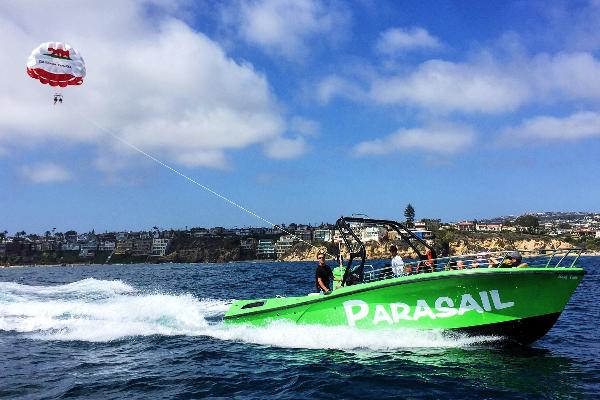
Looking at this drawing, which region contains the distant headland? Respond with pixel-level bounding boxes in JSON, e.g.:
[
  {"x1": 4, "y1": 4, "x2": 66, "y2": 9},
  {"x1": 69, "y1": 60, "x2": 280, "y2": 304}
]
[{"x1": 1, "y1": 211, "x2": 599, "y2": 267}]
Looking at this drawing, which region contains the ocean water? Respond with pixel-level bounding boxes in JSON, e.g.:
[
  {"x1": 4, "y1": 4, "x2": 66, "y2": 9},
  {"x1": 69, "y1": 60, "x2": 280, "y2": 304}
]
[{"x1": 0, "y1": 258, "x2": 598, "y2": 399}]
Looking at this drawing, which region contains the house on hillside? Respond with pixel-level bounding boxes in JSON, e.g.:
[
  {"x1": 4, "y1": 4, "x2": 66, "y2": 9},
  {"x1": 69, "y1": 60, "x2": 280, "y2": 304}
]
[
  {"x1": 151, "y1": 238, "x2": 169, "y2": 256},
  {"x1": 313, "y1": 229, "x2": 333, "y2": 243},
  {"x1": 256, "y1": 239, "x2": 276, "y2": 259},
  {"x1": 240, "y1": 238, "x2": 256, "y2": 251},
  {"x1": 275, "y1": 235, "x2": 297, "y2": 258},
  {"x1": 476, "y1": 223, "x2": 503, "y2": 232},
  {"x1": 456, "y1": 221, "x2": 475, "y2": 232}
]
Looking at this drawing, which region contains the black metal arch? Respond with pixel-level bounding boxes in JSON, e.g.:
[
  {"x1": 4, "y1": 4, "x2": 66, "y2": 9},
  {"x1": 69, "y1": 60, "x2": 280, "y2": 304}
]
[{"x1": 335, "y1": 216, "x2": 437, "y2": 286}]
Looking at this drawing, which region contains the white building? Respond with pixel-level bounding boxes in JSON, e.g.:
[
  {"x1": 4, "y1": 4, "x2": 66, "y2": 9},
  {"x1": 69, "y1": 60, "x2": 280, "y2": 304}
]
[
  {"x1": 79, "y1": 241, "x2": 98, "y2": 257},
  {"x1": 361, "y1": 226, "x2": 387, "y2": 242},
  {"x1": 275, "y1": 235, "x2": 297, "y2": 257},
  {"x1": 236, "y1": 228, "x2": 253, "y2": 237},
  {"x1": 476, "y1": 223, "x2": 503, "y2": 232},
  {"x1": 414, "y1": 221, "x2": 427, "y2": 230},
  {"x1": 256, "y1": 239, "x2": 276, "y2": 258},
  {"x1": 151, "y1": 238, "x2": 170, "y2": 256},
  {"x1": 116, "y1": 232, "x2": 128, "y2": 241},
  {"x1": 294, "y1": 229, "x2": 312, "y2": 242},
  {"x1": 62, "y1": 242, "x2": 80, "y2": 251},
  {"x1": 98, "y1": 241, "x2": 116, "y2": 251},
  {"x1": 456, "y1": 221, "x2": 476, "y2": 231},
  {"x1": 313, "y1": 229, "x2": 333, "y2": 243}
]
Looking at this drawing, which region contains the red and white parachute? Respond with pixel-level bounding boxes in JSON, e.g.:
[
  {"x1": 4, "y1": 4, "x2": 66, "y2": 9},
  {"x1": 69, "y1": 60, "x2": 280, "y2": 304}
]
[{"x1": 26, "y1": 42, "x2": 86, "y2": 87}]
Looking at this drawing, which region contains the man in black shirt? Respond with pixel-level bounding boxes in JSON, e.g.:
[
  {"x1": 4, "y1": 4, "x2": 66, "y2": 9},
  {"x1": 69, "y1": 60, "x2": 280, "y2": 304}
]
[{"x1": 315, "y1": 253, "x2": 333, "y2": 294}]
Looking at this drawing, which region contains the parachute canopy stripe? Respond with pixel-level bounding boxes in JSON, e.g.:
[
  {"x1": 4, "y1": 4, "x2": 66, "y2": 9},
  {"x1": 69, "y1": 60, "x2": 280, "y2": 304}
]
[
  {"x1": 27, "y1": 67, "x2": 83, "y2": 87},
  {"x1": 26, "y1": 41, "x2": 85, "y2": 87}
]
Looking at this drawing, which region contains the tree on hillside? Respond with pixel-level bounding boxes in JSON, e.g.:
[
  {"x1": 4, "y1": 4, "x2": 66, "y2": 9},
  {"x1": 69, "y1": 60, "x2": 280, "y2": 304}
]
[
  {"x1": 404, "y1": 204, "x2": 415, "y2": 228},
  {"x1": 515, "y1": 215, "x2": 540, "y2": 233}
]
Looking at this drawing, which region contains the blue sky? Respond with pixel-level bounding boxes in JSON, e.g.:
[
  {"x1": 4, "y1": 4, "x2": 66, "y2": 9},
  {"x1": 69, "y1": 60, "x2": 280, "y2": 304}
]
[{"x1": 1, "y1": 0, "x2": 600, "y2": 234}]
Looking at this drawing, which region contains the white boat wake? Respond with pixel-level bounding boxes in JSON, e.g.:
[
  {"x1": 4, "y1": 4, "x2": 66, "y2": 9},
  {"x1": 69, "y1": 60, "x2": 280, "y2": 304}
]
[{"x1": 0, "y1": 279, "x2": 498, "y2": 348}]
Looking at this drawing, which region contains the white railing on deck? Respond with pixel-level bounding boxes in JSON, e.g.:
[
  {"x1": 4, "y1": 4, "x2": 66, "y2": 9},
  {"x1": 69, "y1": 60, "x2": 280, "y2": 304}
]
[{"x1": 357, "y1": 248, "x2": 583, "y2": 284}]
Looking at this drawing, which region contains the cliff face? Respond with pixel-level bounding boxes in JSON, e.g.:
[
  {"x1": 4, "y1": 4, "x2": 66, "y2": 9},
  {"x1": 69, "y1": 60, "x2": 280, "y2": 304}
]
[
  {"x1": 164, "y1": 236, "x2": 243, "y2": 263},
  {"x1": 281, "y1": 236, "x2": 574, "y2": 262},
  {"x1": 450, "y1": 237, "x2": 572, "y2": 255},
  {"x1": 283, "y1": 243, "x2": 335, "y2": 262}
]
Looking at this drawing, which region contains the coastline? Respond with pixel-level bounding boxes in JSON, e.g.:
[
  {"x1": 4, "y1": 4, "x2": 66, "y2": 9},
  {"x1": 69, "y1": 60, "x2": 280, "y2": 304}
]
[
  {"x1": 2, "y1": 231, "x2": 598, "y2": 268},
  {"x1": 2, "y1": 252, "x2": 599, "y2": 269}
]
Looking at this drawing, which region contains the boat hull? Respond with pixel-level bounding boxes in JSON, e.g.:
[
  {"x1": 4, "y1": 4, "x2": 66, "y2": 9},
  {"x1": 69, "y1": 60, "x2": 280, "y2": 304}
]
[{"x1": 224, "y1": 268, "x2": 584, "y2": 345}]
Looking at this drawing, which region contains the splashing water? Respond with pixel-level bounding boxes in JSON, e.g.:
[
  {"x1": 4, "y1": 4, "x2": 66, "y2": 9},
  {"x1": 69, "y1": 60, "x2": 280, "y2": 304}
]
[{"x1": 0, "y1": 279, "x2": 497, "y2": 348}]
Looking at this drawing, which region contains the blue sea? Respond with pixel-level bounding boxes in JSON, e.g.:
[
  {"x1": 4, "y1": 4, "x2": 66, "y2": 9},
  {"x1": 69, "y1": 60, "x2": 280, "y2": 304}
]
[{"x1": 1, "y1": 258, "x2": 599, "y2": 399}]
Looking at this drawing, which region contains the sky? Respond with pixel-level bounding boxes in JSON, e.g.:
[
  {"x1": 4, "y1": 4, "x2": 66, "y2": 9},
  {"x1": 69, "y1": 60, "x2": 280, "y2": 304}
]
[{"x1": 1, "y1": 0, "x2": 600, "y2": 234}]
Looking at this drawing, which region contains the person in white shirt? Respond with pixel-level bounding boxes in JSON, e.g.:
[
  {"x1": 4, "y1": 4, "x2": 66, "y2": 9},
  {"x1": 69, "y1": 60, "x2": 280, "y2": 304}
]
[{"x1": 389, "y1": 245, "x2": 406, "y2": 276}]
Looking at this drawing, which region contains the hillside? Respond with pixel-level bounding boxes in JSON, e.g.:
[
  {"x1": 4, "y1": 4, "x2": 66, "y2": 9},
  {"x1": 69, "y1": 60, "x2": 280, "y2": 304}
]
[{"x1": 282, "y1": 232, "x2": 577, "y2": 262}]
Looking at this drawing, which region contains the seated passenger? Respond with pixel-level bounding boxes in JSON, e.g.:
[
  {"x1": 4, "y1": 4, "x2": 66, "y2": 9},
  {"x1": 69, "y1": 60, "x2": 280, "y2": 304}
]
[
  {"x1": 417, "y1": 248, "x2": 435, "y2": 273},
  {"x1": 510, "y1": 251, "x2": 528, "y2": 268},
  {"x1": 471, "y1": 253, "x2": 487, "y2": 268},
  {"x1": 446, "y1": 259, "x2": 457, "y2": 270},
  {"x1": 489, "y1": 251, "x2": 527, "y2": 268}
]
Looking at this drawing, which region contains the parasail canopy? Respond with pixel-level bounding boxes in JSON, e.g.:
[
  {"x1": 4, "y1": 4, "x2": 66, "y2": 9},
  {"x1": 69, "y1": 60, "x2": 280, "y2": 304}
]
[{"x1": 26, "y1": 42, "x2": 86, "y2": 87}]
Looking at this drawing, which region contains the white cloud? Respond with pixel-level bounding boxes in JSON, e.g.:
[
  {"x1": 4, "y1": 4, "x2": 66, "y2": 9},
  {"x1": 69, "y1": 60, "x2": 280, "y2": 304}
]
[
  {"x1": 290, "y1": 116, "x2": 319, "y2": 136},
  {"x1": 528, "y1": 1, "x2": 600, "y2": 53},
  {"x1": 264, "y1": 136, "x2": 308, "y2": 159},
  {"x1": 376, "y1": 27, "x2": 441, "y2": 55},
  {"x1": 230, "y1": 0, "x2": 350, "y2": 60},
  {"x1": 532, "y1": 52, "x2": 600, "y2": 101},
  {"x1": 369, "y1": 59, "x2": 530, "y2": 113},
  {"x1": 0, "y1": 0, "x2": 296, "y2": 172},
  {"x1": 353, "y1": 124, "x2": 475, "y2": 156},
  {"x1": 316, "y1": 48, "x2": 600, "y2": 114},
  {"x1": 499, "y1": 111, "x2": 600, "y2": 143},
  {"x1": 20, "y1": 162, "x2": 72, "y2": 183},
  {"x1": 315, "y1": 75, "x2": 365, "y2": 104}
]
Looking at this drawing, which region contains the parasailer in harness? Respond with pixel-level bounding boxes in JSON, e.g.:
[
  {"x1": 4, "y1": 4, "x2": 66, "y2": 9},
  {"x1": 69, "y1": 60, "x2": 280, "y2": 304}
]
[{"x1": 26, "y1": 42, "x2": 86, "y2": 103}]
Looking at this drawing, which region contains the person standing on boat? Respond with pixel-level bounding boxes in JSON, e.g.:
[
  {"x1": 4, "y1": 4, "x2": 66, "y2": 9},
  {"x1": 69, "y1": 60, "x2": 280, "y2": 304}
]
[
  {"x1": 315, "y1": 253, "x2": 333, "y2": 294},
  {"x1": 389, "y1": 245, "x2": 406, "y2": 276}
]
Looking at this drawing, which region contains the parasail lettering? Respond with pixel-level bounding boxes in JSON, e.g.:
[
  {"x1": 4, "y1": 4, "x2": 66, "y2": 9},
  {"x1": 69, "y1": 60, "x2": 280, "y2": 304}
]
[
  {"x1": 38, "y1": 59, "x2": 72, "y2": 68},
  {"x1": 342, "y1": 290, "x2": 515, "y2": 326}
]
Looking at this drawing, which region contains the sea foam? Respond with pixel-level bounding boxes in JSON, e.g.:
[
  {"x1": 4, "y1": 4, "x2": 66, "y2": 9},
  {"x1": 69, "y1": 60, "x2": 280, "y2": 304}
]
[{"x1": 0, "y1": 279, "x2": 498, "y2": 348}]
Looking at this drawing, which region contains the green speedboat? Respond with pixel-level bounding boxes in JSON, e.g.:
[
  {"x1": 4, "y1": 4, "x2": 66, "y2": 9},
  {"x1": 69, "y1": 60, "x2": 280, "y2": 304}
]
[{"x1": 225, "y1": 217, "x2": 585, "y2": 345}]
